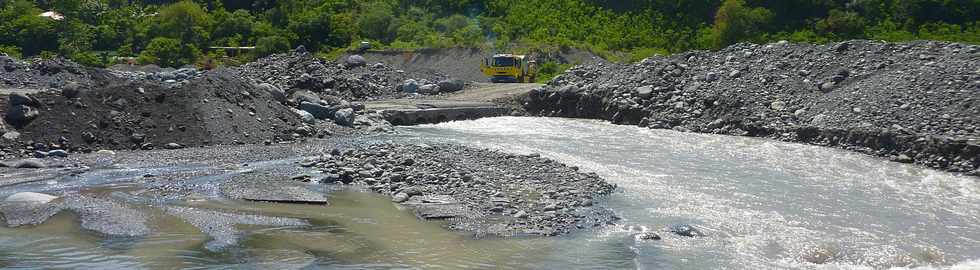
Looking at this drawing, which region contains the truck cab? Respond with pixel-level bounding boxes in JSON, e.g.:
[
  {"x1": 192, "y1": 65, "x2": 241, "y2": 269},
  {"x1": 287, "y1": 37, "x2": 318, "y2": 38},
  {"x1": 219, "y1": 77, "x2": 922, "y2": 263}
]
[{"x1": 481, "y1": 54, "x2": 536, "y2": 83}]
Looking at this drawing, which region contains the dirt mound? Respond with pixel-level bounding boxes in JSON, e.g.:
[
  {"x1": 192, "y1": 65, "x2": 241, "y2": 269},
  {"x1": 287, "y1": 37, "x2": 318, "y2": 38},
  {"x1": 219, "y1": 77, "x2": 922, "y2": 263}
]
[
  {"x1": 526, "y1": 40, "x2": 980, "y2": 174},
  {"x1": 350, "y1": 47, "x2": 605, "y2": 83}
]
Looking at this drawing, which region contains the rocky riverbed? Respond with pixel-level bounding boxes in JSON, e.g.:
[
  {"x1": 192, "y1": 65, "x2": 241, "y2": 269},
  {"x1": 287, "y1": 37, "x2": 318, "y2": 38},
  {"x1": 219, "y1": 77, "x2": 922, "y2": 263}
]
[
  {"x1": 0, "y1": 138, "x2": 619, "y2": 253},
  {"x1": 526, "y1": 40, "x2": 980, "y2": 175},
  {"x1": 299, "y1": 143, "x2": 618, "y2": 236}
]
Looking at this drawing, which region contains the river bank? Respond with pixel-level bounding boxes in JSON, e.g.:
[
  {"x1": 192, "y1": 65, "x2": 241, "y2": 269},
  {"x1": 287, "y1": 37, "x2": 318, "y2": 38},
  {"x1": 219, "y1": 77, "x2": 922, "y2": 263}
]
[{"x1": 525, "y1": 40, "x2": 979, "y2": 176}]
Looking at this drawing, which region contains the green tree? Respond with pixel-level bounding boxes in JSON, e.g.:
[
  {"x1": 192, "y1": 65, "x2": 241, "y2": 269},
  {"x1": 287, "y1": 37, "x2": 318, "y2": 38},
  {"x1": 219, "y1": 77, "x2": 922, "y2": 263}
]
[
  {"x1": 711, "y1": 0, "x2": 773, "y2": 49},
  {"x1": 213, "y1": 9, "x2": 256, "y2": 46},
  {"x1": 11, "y1": 14, "x2": 58, "y2": 56},
  {"x1": 358, "y1": 2, "x2": 396, "y2": 42},
  {"x1": 58, "y1": 20, "x2": 96, "y2": 56},
  {"x1": 255, "y1": 35, "x2": 290, "y2": 57},
  {"x1": 816, "y1": 9, "x2": 868, "y2": 39},
  {"x1": 435, "y1": 14, "x2": 469, "y2": 33},
  {"x1": 395, "y1": 21, "x2": 434, "y2": 44},
  {"x1": 452, "y1": 23, "x2": 483, "y2": 47},
  {"x1": 151, "y1": 1, "x2": 212, "y2": 47},
  {"x1": 138, "y1": 37, "x2": 200, "y2": 67},
  {"x1": 287, "y1": 10, "x2": 333, "y2": 51}
]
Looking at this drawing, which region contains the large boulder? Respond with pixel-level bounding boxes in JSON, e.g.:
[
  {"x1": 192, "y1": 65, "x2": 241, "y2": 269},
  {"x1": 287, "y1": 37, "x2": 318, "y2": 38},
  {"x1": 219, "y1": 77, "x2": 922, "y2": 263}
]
[
  {"x1": 5, "y1": 105, "x2": 39, "y2": 127},
  {"x1": 320, "y1": 95, "x2": 348, "y2": 106},
  {"x1": 291, "y1": 108, "x2": 315, "y2": 124},
  {"x1": 9, "y1": 93, "x2": 40, "y2": 107},
  {"x1": 437, "y1": 79, "x2": 464, "y2": 92},
  {"x1": 289, "y1": 90, "x2": 320, "y2": 105},
  {"x1": 0, "y1": 56, "x2": 18, "y2": 71},
  {"x1": 4, "y1": 192, "x2": 58, "y2": 204},
  {"x1": 299, "y1": 102, "x2": 334, "y2": 120},
  {"x1": 634, "y1": 86, "x2": 654, "y2": 99},
  {"x1": 258, "y1": 83, "x2": 287, "y2": 104},
  {"x1": 397, "y1": 79, "x2": 420, "y2": 93},
  {"x1": 2, "y1": 131, "x2": 20, "y2": 141},
  {"x1": 419, "y1": 84, "x2": 440, "y2": 94},
  {"x1": 61, "y1": 81, "x2": 82, "y2": 99},
  {"x1": 334, "y1": 108, "x2": 355, "y2": 127},
  {"x1": 345, "y1": 55, "x2": 367, "y2": 67}
]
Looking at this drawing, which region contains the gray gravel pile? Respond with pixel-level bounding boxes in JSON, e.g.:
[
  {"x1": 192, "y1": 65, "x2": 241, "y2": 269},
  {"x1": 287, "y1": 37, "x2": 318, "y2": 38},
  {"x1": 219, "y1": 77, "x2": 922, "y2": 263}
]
[
  {"x1": 0, "y1": 68, "x2": 318, "y2": 159},
  {"x1": 0, "y1": 56, "x2": 102, "y2": 89},
  {"x1": 108, "y1": 67, "x2": 205, "y2": 88},
  {"x1": 237, "y1": 50, "x2": 449, "y2": 102},
  {"x1": 302, "y1": 143, "x2": 618, "y2": 236},
  {"x1": 526, "y1": 40, "x2": 980, "y2": 175}
]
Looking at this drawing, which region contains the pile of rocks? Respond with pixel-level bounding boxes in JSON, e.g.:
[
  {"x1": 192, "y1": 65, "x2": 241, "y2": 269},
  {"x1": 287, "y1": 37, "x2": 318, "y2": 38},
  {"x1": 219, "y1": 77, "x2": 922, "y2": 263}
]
[
  {"x1": 298, "y1": 143, "x2": 618, "y2": 236},
  {"x1": 0, "y1": 68, "x2": 317, "y2": 159},
  {"x1": 0, "y1": 56, "x2": 98, "y2": 89},
  {"x1": 109, "y1": 67, "x2": 205, "y2": 88},
  {"x1": 3, "y1": 93, "x2": 42, "y2": 128},
  {"x1": 526, "y1": 40, "x2": 980, "y2": 174},
  {"x1": 236, "y1": 50, "x2": 462, "y2": 131},
  {"x1": 395, "y1": 78, "x2": 465, "y2": 94},
  {"x1": 237, "y1": 49, "x2": 449, "y2": 102}
]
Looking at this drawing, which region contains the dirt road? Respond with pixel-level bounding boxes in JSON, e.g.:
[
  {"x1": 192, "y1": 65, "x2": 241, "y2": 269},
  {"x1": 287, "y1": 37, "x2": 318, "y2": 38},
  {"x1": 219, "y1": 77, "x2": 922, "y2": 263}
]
[{"x1": 364, "y1": 83, "x2": 541, "y2": 110}]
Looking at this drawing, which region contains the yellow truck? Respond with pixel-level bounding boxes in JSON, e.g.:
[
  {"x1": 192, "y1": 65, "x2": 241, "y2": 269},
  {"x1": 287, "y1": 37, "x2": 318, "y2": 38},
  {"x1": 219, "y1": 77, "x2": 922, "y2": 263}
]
[{"x1": 480, "y1": 54, "x2": 536, "y2": 83}]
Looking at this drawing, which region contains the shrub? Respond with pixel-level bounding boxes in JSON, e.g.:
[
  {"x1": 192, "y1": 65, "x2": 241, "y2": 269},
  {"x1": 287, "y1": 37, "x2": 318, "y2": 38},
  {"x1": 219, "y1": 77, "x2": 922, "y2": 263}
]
[
  {"x1": 535, "y1": 61, "x2": 574, "y2": 83},
  {"x1": 816, "y1": 9, "x2": 868, "y2": 39},
  {"x1": 70, "y1": 51, "x2": 104, "y2": 67},
  {"x1": 138, "y1": 37, "x2": 200, "y2": 67},
  {"x1": 255, "y1": 36, "x2": 290, "y2": 57},
  {"x1": 0, "y1": 45, "x2": 21, "y2": 58},
  {"x1": 711, "y1": 0, "x2": 773, "y2": 49}
]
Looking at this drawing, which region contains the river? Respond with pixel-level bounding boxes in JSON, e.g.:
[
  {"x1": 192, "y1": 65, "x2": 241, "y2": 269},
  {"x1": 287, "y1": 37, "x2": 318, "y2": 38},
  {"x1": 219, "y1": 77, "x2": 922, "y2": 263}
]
[
  {"x1": 0, "y1": 117, "x2": 978, "y2": 269},
  {"x1": 395, "y1": 117, "x2": 980, "y2": 269}
]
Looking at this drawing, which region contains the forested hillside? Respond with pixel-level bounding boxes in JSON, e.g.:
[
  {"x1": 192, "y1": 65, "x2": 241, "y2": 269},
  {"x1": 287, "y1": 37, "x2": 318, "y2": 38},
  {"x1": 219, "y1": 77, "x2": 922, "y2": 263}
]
[{"x1": 1, "y1": 0, "x2": 977, "y2": 67}]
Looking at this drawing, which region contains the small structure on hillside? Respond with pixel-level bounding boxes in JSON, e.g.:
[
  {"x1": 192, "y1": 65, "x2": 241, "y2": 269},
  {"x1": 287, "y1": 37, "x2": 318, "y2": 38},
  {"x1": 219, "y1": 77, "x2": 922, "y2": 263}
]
[{"x1": 39, "y1": 11, "x2": 65, "y2": 21}]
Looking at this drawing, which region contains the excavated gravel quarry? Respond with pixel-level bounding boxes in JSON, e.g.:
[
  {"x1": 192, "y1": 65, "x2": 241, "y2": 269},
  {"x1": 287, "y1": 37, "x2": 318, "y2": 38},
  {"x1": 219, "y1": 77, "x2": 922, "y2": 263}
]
[{"x1": 0, "y1": 40, "x2": 977, "y2": 268}]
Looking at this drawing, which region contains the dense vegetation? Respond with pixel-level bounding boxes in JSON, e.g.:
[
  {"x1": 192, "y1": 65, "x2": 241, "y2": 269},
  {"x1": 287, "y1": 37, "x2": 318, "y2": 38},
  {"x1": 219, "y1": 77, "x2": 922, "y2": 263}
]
[{"x1": 1, "y1": 0, "x2": 977, "y2": 68}]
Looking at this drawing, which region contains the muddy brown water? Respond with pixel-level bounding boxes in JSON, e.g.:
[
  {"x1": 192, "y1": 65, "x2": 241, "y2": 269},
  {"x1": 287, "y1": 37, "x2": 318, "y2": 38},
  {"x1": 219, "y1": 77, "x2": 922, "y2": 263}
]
[
  {"x1": 1, "y1": 117, "x2": 979, "y2": 269},
  {"x1": 0, "y1": 190, "x2": 549, "y2": 269}
]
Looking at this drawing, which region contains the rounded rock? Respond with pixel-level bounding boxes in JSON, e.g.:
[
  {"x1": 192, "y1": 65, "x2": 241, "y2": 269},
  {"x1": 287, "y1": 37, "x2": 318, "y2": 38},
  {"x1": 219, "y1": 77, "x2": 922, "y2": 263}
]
[
  {"x1": 668, "y1": 224, "x2": 705, "y2": 237},
  {"x1": 345, "y1": 55, "x2": 367, "y2": 67},
  {"x1": 334, "y1": 108, "x2": 355, "y2": 127},
  {"x1": 4, "y1": 192, "x2": 58, "y2": 204}
]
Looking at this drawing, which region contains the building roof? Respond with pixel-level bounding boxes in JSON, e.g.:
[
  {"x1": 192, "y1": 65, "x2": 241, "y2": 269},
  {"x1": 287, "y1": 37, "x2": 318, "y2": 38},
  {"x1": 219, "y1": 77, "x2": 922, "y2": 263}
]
[{"x1": 39, "y1": 11, "x2": 65, "y2": 21}]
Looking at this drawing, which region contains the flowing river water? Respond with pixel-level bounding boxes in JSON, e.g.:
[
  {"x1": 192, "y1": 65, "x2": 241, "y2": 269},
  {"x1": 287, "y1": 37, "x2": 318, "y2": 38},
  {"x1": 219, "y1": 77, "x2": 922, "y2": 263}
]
[{"x1": 1, "y1": 117, "x2": 979, "y2": 269}]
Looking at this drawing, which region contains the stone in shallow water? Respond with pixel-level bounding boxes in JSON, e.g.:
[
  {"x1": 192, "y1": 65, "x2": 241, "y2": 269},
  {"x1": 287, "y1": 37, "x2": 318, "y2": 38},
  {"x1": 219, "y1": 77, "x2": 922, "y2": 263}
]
[
  {"x1": 63, "y1": 195, "x2": 151, "y2": 237},
  {"x1": 162, "y1": 206, "x2": 309, "y2": 251},
  {"x1": 668, "y1": 224, "x2": 705, "y2": 237},
  {"x1": 221, "y1": 175, "x2": 328, "y2": 204},
  {"x1": 0, "y1": 199, "x2": 61, "y2": 227},
  {"x1": 0, "y1": 158, "x2": 47, "y2": 168},
  {"x1": 1, "y1": 194, "x2": 150, "y2": 237},
  {"x1": 403, "y1": 195, "x2": 468, "y2": 220},
  {"x1": 637, "y1": 232, "x2": 661, "y2": 240},
  {"x1": 4, "y1": 192, "x2": 58, "y2": 204}
]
